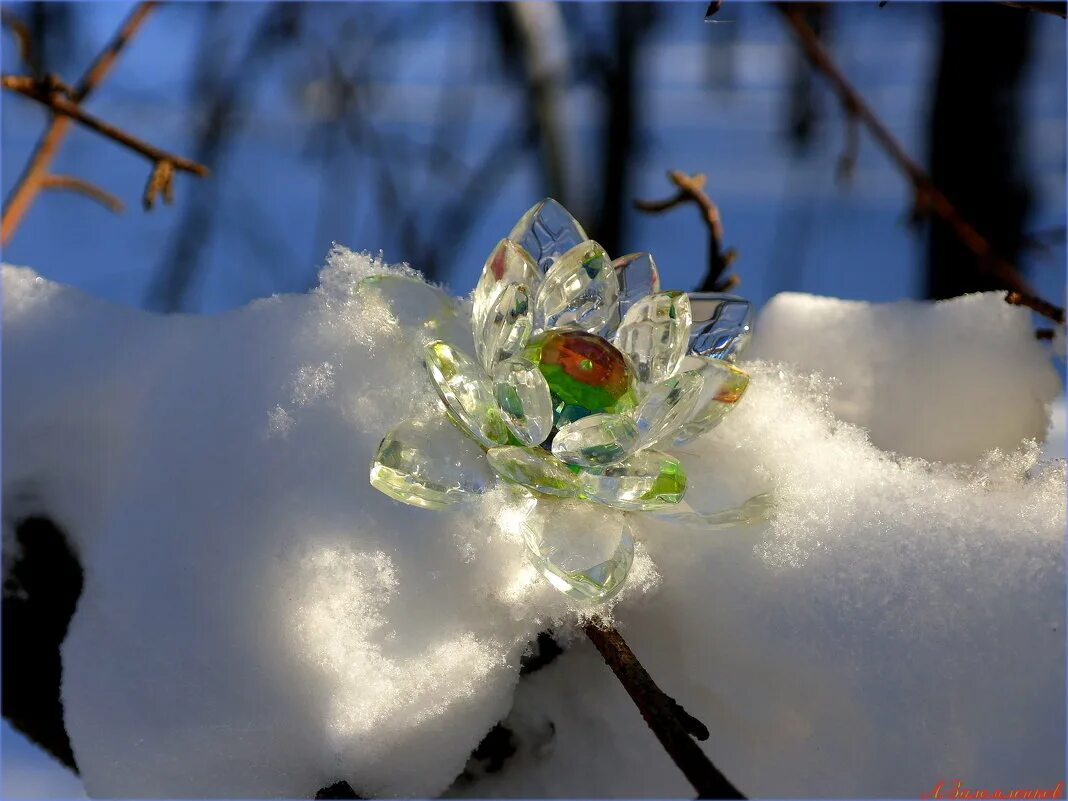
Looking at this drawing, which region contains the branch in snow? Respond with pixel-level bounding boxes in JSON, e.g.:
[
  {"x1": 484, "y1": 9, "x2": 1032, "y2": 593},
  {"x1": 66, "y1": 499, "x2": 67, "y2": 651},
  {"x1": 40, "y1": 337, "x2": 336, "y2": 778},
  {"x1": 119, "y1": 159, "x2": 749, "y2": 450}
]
[
  {"x1": 776, "y1": 2, "x2": 1066, "y2": 328},
  {"x1": 634, "y1": 170, "x2": 739, "y2": 294},
  {"x1": 1006, "y1": 291, "x2": 1067, "y2": 326},
  {"x1": 584, "y1": 618, "x2": 744, "y2": 800}
]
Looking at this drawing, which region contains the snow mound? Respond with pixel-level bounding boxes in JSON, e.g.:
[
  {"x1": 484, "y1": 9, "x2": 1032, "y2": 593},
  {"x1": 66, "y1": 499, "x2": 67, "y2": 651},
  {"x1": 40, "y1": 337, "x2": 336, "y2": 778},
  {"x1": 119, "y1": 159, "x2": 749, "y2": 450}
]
[
  {"x1": 746, "y1": 291, "x2": 1061, "y2": 463},
  {"x1": 2, "y1": 252, "x2": 1063, "y2": 797}
]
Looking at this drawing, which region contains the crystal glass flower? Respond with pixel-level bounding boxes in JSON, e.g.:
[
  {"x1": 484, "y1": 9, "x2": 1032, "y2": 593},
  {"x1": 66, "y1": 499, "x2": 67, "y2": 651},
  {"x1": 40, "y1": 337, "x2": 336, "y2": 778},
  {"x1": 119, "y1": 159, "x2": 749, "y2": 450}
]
[{"x1": 370, "y1": 199, "x2": 765, "y2": 602}]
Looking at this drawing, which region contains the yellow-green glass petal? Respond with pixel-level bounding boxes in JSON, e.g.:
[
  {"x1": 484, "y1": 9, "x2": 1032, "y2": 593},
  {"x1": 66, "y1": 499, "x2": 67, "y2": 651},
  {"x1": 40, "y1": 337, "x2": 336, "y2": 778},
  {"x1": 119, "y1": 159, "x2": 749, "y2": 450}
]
[
  {"x1": 424, "y1": 340, "x2": 509, "y2": 448},
  {"x1": 578, "y1": 450, "x2": 687, "y2": 510},
  {"x1": 486, "y1": 446, "x2": 581, "y2": 497},
  {"x1": 370, "y1": 416, "x2": 494, "y2": 509}
]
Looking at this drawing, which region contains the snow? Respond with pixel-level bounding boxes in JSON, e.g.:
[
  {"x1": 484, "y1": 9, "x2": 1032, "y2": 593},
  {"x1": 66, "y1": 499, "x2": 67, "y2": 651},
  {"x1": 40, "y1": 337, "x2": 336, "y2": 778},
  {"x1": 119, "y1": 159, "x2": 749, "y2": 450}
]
[
  {"x1": 2, "y1": 251, "x2": 1064, "y2": 798},
  {"x1": 745, "y1": 291, "x2": 1062, "y2": 463}
]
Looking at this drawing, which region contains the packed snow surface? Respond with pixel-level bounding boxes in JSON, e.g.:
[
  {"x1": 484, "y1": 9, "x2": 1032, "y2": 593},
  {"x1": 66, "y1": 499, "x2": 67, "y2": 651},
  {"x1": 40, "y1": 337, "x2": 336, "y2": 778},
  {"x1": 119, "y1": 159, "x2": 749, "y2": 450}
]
[{"x1": 2, "y1": 250, "x2": 1063, "y2": 798}]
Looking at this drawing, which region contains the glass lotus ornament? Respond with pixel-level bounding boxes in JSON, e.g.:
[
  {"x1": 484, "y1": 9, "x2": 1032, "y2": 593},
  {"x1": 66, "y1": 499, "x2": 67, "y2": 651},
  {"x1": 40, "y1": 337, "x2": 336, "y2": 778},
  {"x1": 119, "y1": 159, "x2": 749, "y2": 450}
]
[{"x1": 370, "y1": 199, "x2": 766, "y2": 602}]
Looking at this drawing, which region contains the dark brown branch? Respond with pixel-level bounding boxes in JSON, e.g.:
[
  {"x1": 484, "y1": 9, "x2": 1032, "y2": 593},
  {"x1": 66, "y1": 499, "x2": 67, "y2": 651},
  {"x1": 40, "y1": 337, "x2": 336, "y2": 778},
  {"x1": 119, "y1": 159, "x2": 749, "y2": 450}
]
[
  {"x1": 635, "y1": 170, "x2": 738, "y2": 292},
  {"x1": 1, "y1": 2, "x2": 158, "y2": 244},
  {"x1": 584, "y1": 618, "x2": 744, "y2": 799},
  {"x1": 777, "y1": 3, "x2": 1066, "y2": 328},
  {"x1": 1000, "y1": 1, "x2": 1067, "y2": 17},
  {"x1": 1006, "y1": 291, "x2": 1066, "y2": 325},
  {"x1": 40, "y1": 174, "x2": 124, "y2": 213}
]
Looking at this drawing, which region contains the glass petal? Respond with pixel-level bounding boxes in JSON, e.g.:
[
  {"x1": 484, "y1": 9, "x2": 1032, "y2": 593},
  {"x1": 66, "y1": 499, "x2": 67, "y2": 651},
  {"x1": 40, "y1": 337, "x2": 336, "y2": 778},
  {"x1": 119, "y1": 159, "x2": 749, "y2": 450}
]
[
  {"x1": 687, "y1": 293, "x2": 754, "y2": 361},
  {"x1": 534, "y1": 240, "x2": 620, "y2": 333},
  {"x1": 605, "y1": 252, "x2": 661, "y2": 335},
  {"x1": 649, "y1": 491, "x2": 774, "y2": 528},
  {"x1": 577, "y1": 450, "x2": 687, "y2": 510},
  {"x1": 631, "y1": 370, "x2": 705, "y2": 449},
  {"x1": 472, "y1": 239, "x2": 540, "y2": 334},
  {"x1": 475, "y1": 283, "x2": 533, "y2": 371},
  {"x1": 424, "y1": 341, "x2": 509, "y2": 448},
  {"x1": 551, "y1": 413, "x2": 639, "y2": 468},
  {"x1": 612, "y1": 290, "x2": 693, "y2": 387},
  {"x1": 670, "y1": 355, "x2": 750, "y2": 446},
  {"x1": 510, "y1": 497, "x2": 634, "y2": 602},
  {"x1": 507, "y1": 198, "x2": 588, "y2": 273},
  {"x1": 492, "y1": 357, "x2": 554, "y2": 446},
  {"x1": 486, "y1": 446, "x2": 581, "y2": 497},
  {"x1": 370, "y1": 416, "x2": 494, "y2": 509}
]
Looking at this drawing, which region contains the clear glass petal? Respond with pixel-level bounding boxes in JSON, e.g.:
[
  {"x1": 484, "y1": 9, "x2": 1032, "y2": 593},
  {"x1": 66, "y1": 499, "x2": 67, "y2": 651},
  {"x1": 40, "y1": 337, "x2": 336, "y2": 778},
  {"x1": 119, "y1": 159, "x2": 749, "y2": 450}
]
[
  {"x1": 510, "y1": 497, "x2": 634, "y2": 602},
  {"x1": 648, "y1": 491, "x2": 774, "y2": 528},
  {"x1": 687, "y1": 293, "x2": 754, "y2": 361},
  {"x1": 612, "y1": 290, "x2": 693, "y2": 387},
  {"x1": 534, "y1": 240, "x2": 620, "y2": 333},
  {"x1": 475, "y1": 283, "x2": 533, "y2": 370},
  {"x1": 551, "y1": 413, "x2": 639, "y2": 467},
  {"x1": 486, "y1": 446, "x2": 581, "y2": 497},
  {"x1": 370, "y1": 416, "x2": 494, "y2": 509},
  {"x1": 507, "y1": 198, "x2": 588, "y2": 273},
  {"x1": 631, "y1": 370, "x2": 705, "y2": 448},
  {"x1": 670, "y1": 355, "x2": 750, "y2": 446},
  {"x1": 605, "y1": 252, "x2": 661, "y2": 335},
  {"x1": 492, "y1": 357, "x2": 554, "y2": 446},
  {"x1": 472, "y1": 239, "x2": 540, "y2": 334},
  {"x1": 424, "y1": 341, "x2": 509, "y2": 448},
  {"x1": 577, "y1": 449, "x2": 687, "y2": 510}
]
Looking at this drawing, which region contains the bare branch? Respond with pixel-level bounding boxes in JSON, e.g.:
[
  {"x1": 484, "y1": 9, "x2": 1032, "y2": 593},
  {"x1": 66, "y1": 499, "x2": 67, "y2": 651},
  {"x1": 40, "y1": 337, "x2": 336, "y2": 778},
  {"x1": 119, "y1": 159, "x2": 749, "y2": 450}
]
[
  {"x1": 3, "y1": 75, "x2": 209, "y2": 181},
  {"x1": 2, "y1": 2, "x2": 159, "y2": 244},
  {"x1": 40, "y1": 174, "x2": 124, "y2": 213},
  {"x1": 635, "y1": 170, "x2": 737, "y2": 292},
  {"x1": 776, "y1": 3, "x2": 1065, "y2": 327},
  {"x1": 584, "y1": 618, "x2": 744, "y2": 799}
]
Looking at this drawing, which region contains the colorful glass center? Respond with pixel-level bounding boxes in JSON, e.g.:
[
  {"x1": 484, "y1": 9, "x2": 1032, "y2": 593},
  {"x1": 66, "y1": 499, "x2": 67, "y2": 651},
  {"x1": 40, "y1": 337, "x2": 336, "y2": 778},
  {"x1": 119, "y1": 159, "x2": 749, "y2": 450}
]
[{"x1": 525, "y1": 329, "x2": 637, "y2": 425}]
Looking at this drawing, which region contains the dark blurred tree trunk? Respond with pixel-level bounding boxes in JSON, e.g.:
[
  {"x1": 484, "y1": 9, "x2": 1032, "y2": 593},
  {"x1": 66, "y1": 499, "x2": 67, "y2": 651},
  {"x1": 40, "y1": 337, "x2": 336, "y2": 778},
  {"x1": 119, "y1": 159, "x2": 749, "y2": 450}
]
[
  {"x1": 785, "y1": 3, "x2": 828, "y2": 154},
  {"x1": 926, "y1": 3, "x2": 1033, "y2": 299},
  {"x1": 594, "y1": 3, "x2": 657, "y2": 257}
]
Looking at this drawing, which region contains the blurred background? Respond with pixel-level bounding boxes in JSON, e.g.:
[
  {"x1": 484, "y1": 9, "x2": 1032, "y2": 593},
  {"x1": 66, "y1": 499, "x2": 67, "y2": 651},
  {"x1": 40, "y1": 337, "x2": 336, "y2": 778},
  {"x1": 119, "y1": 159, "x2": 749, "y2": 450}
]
[
  {"x1": 0, "y1": 1, "x2": 1065, "y2": 796},
  {"x1": 1, "y1": 1, "x2": 1064, "y2": 316}
]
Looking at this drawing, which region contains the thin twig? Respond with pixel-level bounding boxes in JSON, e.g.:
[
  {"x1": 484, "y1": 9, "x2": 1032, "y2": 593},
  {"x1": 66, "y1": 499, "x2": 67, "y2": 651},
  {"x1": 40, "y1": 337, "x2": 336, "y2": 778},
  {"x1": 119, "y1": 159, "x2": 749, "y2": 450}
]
[
  {"x1": 776, "y1": 3, "x2": 1066, "y2": 328},
  {"x1": 1, "y1": 9, "x2": 38, "y2": 76},
  {"x1": 1, "y1": 1, "x2": 157, "y2": 244},
  {"x1": 584, "y1": 618, "x2": 744, "y2": 799},
  {"x1": 635, "y1": 170, "x2": 738, "y2": 292},
  {"x1": 39, "y1": 174, "x2": 124, "y2": 213}
]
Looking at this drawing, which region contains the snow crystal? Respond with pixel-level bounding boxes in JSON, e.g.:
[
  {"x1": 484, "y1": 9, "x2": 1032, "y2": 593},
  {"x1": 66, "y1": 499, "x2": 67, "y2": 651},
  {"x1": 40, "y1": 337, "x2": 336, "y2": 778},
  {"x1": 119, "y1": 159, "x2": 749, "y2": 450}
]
[
  {"x1": 2, "y1": 254, "x2": 1063, "y2": 798},
  {"x1": 746, "y1": 292, "x2": 1061, "y2": 463}
]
